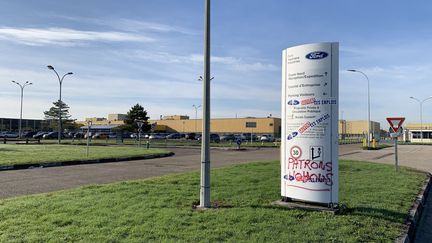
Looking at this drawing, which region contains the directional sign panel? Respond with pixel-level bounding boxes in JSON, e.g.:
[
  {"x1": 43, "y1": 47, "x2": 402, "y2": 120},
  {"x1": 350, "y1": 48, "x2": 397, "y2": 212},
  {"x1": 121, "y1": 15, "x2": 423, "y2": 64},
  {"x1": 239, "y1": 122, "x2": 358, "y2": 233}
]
[
  {"x1": 386, "y1": 117, "x2": 405, "y2": 133},
  {"x1": 281, "y1": 42, "x2": 339, "y2": 204}
]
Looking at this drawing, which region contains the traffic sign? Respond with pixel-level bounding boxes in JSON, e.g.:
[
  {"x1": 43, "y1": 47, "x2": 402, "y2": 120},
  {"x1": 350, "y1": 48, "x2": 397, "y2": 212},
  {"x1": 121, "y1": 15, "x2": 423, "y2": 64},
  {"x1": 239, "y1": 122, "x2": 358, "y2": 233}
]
[{"x1": 386, "y1": 117, "x2": 405, "y2": 133}]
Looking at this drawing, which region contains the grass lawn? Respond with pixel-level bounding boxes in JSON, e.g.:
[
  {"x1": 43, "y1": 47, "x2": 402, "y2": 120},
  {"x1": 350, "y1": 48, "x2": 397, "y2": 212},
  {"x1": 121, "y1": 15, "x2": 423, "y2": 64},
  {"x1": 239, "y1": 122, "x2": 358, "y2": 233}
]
[
  {"x1": 0, "y1": 160, "x2": 426, "y2": 242},
  {"x1": 0, "y1": 144, "x2": 169, "y2": 166}
]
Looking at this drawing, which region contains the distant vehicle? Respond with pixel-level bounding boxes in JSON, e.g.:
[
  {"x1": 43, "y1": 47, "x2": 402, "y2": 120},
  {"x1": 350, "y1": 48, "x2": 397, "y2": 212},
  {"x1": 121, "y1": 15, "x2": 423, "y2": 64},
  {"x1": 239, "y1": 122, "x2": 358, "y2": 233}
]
[
  {"x1": 43, "y1": 132, "x2": 64, "y2": 139},
  {"x1": 22, "y1": 131, "x2": 37, "y2": 138},
  {"x1": 92, "y1": 132, "x2": 109, "y2": 139},
  {"x1": 260, "y1": 134, "x2": 275, "y2": 142},
  {"x1": 149, "y1": 133, "x2": 166, "y2": 140},
  {"x1": 33, "y1": 132, "x2": 47, "y2": 139},
  {"x1": 220, "y1": 134, "x2": 236, "y2": 142},
  {"x1": 166, "y1": 133, "x2": 182, "y2": 139},
  {"x1": 1, "y1": 132, "x2": 18, "y2": 138},
  {"x1": 197, "y1": 133, "x2": 220, "y2": 143},
  {"x1": 185, "y1": 133, "x2": 197, "y2": 140},
  {"x1": 73, "y1": 132, "x2": 85, "y2": 139},
  {"x1": 242, "y1": 133, "x2": 257, "y2": 141}
]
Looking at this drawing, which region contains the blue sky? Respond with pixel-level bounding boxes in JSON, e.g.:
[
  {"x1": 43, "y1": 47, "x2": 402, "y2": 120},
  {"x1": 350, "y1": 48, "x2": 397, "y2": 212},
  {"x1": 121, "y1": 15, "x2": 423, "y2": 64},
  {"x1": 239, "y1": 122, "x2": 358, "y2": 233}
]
[{"x1": 0, "y1": 0, "x2": 432, "y2": 127}]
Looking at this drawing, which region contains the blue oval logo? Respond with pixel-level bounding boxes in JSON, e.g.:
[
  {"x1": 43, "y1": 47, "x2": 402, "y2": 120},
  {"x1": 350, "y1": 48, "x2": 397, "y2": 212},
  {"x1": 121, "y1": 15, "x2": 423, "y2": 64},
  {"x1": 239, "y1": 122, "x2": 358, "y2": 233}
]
[
  {"x1": 287, "y1": 100, "x2": 299, "y2": 105},
  {"x1": 287, "y1": 131, "x2": 298, "y2": 140},
  {"x1": 306, "y1": 51, "x2": 328, "y2": 60}
]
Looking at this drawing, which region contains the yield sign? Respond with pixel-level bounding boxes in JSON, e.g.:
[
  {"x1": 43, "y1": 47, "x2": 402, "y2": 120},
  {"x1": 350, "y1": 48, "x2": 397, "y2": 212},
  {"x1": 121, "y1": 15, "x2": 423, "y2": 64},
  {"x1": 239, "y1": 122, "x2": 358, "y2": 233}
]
[{"x1": 386, "y1": 117, "x2": 405, "y2": 133}]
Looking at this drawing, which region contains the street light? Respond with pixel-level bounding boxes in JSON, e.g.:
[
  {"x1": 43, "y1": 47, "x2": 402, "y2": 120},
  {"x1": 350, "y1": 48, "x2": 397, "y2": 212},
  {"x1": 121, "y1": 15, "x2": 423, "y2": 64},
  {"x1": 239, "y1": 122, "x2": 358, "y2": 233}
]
[
  {"x1": 11, "y1": 81, "x2": 33, "y2": 138},
  {"x1": 347, "y1": 69, "x2": 371, "y2": 148},
  {"x1": 47, "y1": 65, "x2": 73, "y2": 144},
  {"x1": 409, "y1": 96, "x2": 432, "y2": 143},
  {"x1": 86, "y1": 120, "x2": 92, "y2": 157},
  {"x1": 135, "y1": 119, "x2": 145, "y2": 147},
  {"x1": 192, "y1": 104, "x2": 201, "y2": 133},
  {"x1": 199, "y1": 0, "x2": 211, "y2": 209}
]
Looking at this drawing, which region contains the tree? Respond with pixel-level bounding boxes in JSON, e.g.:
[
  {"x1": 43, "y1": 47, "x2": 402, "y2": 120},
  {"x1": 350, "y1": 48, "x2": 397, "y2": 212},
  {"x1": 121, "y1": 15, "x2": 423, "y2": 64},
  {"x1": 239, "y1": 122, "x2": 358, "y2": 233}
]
[
  {"x1": 117, "y1": 104, "x2": 150, "y2": 132},
  {"x1": 43, "y1": 100, "x2": 77, "y2": 131}
]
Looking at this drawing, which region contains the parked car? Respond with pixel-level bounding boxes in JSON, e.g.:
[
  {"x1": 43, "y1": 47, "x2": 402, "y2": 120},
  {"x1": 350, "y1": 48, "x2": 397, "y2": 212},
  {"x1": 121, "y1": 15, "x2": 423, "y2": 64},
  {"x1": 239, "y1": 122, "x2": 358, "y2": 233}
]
[
  {"x1": 185, "y1": 133, "x2": 197, "y2": 140},
  {"x1": 197, "y1": 133, "x2": 220, "y2": 143},
  {"x1": 74, "y1": 132, "x2": 85, "y2": 139},
  {"x1": 43, "y1": 132, "x2": 64, "y2": 139},
  {"x1": 0, "y1": 132, "x2": 18, "y2": 138},
  {"x1": 166, "y1": 133, "x2": 182, "y2": 139},
  {"x1": 260, "y1": 134, "x2": 275, "y2": 142},
  {"x1": 22, "y1": 131, "x2": 37, "y2": 138},
  {"x1": 33, "y1": 132, "x2": 47, "y2": 139},
  {"x1": 92, "y1": 132, "x2": 109, "y2": 139},
  {"x1": 242, "y1": 133, "x2": 257, "y2": 141},
  {"x1": 149, "y1": 133, "x2": 166, "y2": 139},
  {"x1": 220, "y1": 134, "x2": 236, "y2": 142}
]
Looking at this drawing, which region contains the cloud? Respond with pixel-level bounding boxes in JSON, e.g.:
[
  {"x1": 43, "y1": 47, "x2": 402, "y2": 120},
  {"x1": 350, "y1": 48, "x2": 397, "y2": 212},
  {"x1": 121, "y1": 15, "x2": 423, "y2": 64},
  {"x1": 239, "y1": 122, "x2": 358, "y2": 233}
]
[
  {"x1": 0, "y1": 27, "x2": 154, "y2": 46},
  {"x1": 119, "y1": 50, "x2": 278, "y2": 72},
  {"x1": 56, "y1": 16, "x2": 197, "y2": 35}
]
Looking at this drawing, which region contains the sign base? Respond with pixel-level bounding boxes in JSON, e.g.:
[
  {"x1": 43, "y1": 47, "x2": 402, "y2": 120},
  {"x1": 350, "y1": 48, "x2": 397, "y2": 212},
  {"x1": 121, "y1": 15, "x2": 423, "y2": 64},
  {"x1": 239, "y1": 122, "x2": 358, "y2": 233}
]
[{"x1": 273, "y1": 199, "x2": 339, "y2": 214}]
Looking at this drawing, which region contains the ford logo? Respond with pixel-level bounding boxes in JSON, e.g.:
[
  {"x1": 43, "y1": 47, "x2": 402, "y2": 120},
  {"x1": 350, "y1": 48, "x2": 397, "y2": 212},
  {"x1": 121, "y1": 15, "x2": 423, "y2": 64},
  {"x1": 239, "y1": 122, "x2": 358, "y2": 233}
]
[
  {"x1": 287, "y1": 131, "x2": 298, "y2": 140},
  {"x1": 287, "y1": 100, "x2": 300, "y2": 105},
  {"x1": 283, "y1": 175, "x2": 295, "y2": 181},
  {"x1": 305, "y1": 51, "x2": 328, "y2": 60}
]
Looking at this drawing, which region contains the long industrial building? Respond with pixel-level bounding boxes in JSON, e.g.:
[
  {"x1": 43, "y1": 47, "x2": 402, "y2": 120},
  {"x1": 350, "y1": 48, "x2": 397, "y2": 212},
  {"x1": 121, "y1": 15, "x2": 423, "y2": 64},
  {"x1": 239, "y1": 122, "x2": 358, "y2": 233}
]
[{"x1": 78, "y1": 114, "x2": 381, "y2": 138}]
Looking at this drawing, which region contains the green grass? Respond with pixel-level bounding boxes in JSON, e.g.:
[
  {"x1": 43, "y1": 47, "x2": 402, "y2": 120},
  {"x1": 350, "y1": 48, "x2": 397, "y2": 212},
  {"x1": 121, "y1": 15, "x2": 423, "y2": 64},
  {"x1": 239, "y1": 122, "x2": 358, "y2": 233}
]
[
  {"x1": 0, "y1": 144, "x2": 169, "y2": 166},
  {"x1": 0, "y1": 160, "x2": 426, "y2": 242}
]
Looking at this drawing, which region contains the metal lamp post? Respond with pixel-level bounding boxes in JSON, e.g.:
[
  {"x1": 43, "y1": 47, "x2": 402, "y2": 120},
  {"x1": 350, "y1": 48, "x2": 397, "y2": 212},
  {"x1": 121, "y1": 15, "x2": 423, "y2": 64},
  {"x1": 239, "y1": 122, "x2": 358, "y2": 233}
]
[
  {"x1": 47, "y1": 65, "x2": 73, "y2": 144},
  {"x1": 135, "y1": 119, "x2": 144, "y2": 147},
  {"x1": 347, "y1": 69, "x2": 371, "y2": 148},
  {"x1": 11, "y1": 81, "x2": 32, "y2": 138},
  {"x1": 410, "y1": 96, "x2": 432, "y2": 143},
  {"x1": 199, "y1": 0, "x2": 211, "y2": 209},
  {"x1": 193, "y1": 104, "x2": 201, "y2": 133},
  {"x1": 86, "y1": 121, "x2": 92, "y2": 157}
]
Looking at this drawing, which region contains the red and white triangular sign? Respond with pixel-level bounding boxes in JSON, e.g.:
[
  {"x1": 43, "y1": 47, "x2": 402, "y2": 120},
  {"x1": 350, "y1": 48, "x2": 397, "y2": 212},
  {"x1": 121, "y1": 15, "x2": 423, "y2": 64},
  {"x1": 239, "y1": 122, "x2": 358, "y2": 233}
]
[{"x1": 386, "y1": 117, "x2": 405, "y2": 133}]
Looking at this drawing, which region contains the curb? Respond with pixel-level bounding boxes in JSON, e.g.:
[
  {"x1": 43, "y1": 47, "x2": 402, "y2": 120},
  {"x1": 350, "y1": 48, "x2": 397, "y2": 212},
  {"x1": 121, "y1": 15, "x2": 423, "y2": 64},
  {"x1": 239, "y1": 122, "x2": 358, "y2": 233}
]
[
  {"x1": 396, "y1": 173, "x2": 432, "y2": 243},
  {"x1": 0, "y1": 152, "x2": 175, "y2": 171}
]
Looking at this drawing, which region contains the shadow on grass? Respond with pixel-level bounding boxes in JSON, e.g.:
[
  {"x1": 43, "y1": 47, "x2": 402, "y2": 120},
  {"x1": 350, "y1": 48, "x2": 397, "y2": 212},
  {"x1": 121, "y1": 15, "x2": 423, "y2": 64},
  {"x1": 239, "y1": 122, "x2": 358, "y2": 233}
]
[
  {"x1": 347, "y1": 206, "x2": 407, "y2": 222},
  {"x1": 249, "y1": 204, "x2": 406, "y2": 222},
  {"x1": 0, "y1": 148, "x2": 19, "y2": 152}
]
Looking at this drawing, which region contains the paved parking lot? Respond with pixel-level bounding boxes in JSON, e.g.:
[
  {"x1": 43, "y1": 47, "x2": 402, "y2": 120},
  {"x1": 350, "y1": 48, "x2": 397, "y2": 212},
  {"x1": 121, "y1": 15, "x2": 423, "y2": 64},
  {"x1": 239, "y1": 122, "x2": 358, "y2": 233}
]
[{"x1": 0, "y1": 147, "x2": 280, "y2": 199}]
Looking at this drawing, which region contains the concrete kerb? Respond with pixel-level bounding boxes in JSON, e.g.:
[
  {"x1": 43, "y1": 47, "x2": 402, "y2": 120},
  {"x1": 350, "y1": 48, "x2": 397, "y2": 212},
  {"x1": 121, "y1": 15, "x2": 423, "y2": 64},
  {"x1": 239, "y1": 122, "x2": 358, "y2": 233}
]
[
  {"x1": 0, "y1": 152, "x2": 175, "y2": 171},
  {"x1": 396, "y1": 173, "x2": 432, "y2": 243}
]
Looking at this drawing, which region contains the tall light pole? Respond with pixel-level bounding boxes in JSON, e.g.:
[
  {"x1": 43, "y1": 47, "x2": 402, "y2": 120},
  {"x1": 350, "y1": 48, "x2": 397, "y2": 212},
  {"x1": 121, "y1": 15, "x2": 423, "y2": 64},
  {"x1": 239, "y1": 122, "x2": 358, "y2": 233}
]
[
  {"x1": 199, "y1": 0, "x2": 211, "y2": 209},
  {"x1": 193, "y1": 104, "x2": 201, "y2": 133},
  {"x1": 347, "y1": 69, "x2": 371, "y2": 148},
  {"x1": 410, "y1": 96, "x2": 432, "y2": 143},
  {"x1": 11, "y1": 81, "x2": 32, "y2": 138},
  {"x1": 47, "y1": 65, "x2": 73, "y2": 144}
]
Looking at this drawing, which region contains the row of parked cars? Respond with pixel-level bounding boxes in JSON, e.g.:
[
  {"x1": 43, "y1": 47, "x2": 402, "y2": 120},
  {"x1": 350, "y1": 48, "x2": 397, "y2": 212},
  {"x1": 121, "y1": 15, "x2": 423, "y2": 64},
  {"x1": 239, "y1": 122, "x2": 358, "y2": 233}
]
[{"x1": 138, "y1": 132, "x2": 276, "y2": 142}]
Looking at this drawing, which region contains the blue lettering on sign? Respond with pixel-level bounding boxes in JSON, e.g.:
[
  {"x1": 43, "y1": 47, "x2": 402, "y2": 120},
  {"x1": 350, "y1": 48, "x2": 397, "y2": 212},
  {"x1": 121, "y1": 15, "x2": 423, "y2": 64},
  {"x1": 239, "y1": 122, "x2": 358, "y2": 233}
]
[
  {"x1": 305, "y1": 51, "x2": 328, "y2": 60},
  {"x1": 288, "y1": 100, "x2": 300, "y2": 105}
]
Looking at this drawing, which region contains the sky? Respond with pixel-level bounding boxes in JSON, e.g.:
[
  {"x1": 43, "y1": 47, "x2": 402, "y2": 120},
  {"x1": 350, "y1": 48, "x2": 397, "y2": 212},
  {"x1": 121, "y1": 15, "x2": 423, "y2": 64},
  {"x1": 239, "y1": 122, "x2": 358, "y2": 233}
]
[{"x1": 0, "y1": 0, "x2": 432, "y2": 128}]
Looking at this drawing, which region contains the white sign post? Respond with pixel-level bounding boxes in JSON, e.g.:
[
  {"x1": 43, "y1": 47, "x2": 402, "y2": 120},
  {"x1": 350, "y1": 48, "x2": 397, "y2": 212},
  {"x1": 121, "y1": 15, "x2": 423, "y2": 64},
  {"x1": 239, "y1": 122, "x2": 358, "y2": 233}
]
[
  {"x1": 281, "y1": 42, "x2": 339, "y2": 206},
  {"x1": 386, "y1": 117, "x2": 405, "y2": 172}
]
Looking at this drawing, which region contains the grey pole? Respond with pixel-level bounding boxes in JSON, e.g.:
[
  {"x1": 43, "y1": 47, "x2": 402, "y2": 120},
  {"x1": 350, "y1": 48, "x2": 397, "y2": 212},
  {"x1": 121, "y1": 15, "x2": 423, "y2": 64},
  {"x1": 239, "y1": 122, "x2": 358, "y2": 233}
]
[
  {"x1": 86, "y1": 121, "x2": 92, "y2": 157},
  {"x1": 410, "y1": 96, "x2": 432, "y2": 143},
  {"x1": 47, "y1": 65, "x2": 73, "y2": 144},
  {"x1": 200, "y1": 0, "x2": 211, "y2": 208},
  {"x1": 11, "y1": 81, "x2": 32, "y2": 138},
  {"x1": 347, "y1": 69, "x2": 371, "y2": 148}
]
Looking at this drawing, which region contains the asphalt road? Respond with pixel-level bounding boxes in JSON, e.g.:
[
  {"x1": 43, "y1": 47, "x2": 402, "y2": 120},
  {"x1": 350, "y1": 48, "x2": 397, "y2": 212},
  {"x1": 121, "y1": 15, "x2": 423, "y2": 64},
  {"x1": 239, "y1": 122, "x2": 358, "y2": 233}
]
[
  {"x1": 0, "y1": 143, "x2": 365, "y2": 200},
  {"x1": 0, "y1": 147, "x2": 281, "y2": 199}
]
